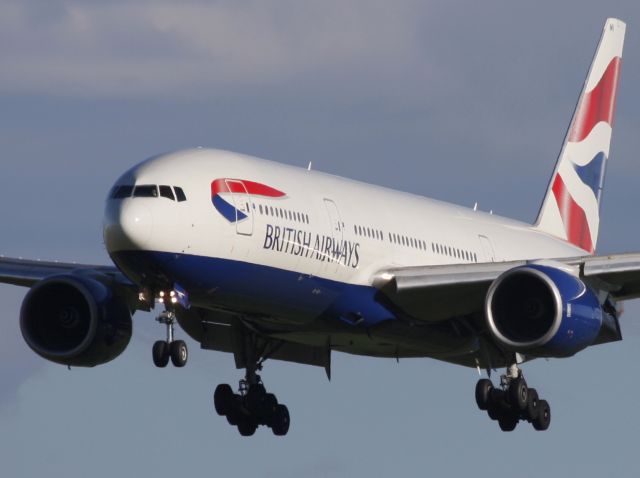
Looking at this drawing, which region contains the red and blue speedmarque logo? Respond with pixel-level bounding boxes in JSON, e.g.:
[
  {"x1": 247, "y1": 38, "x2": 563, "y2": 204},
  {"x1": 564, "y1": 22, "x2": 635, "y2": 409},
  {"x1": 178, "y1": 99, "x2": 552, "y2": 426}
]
[{"x1": 211, "y1": 178, "x2": 286, "y2": 222}]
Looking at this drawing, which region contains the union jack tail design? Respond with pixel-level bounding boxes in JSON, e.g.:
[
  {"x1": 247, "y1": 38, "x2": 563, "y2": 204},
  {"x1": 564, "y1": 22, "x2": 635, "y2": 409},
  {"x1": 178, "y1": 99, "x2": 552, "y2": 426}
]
[{"x1": 536, "y1": 18, "x2": 625, "y2": 254}]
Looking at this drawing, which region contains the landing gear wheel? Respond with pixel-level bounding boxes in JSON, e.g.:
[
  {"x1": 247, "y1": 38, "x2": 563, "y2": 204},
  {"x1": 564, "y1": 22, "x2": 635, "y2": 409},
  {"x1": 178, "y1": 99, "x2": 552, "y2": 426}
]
[
  {"x1": 533, "y1": 399, "x2": 551, "y2": 431},
  {"x1": 246, "y1": 383, "x2": 267, "y2": 412},
  {"x1": 272, "y1": 404, "x2": 290, "y2": 436},
  {"x1": 214, "y1": 384, "x2": 234, "y2": 416},
  {"x1": 152, "y1": 340, "x2": 169, "y2": 368},
  {"x1": 525, "y1": 388, "x2": 539, "y2": 422},
  {"x1": 475, "y1": 379, "x2": 493, "y2": 410},
  {"x1": 170, "y1": 340, "x2": 188, "y2": 367},
  {"x1": 261, "y1": 393, "x2": 278, "y2": 422},
  {"x1": 486, "y1": 388, "x2": 504, "y2": 421},
  {"x1": 498, "y1": 413, "x2": 518, "y2": 432},
  {"x1": 226, "y1": 396, "x2": 241, "y2": 426},
  {"x1": 509, "y1": 377, "x2": 528, "y2": 411},
  {"x1": 238, "y1": 419, "x2": 258, "y2": 436}
]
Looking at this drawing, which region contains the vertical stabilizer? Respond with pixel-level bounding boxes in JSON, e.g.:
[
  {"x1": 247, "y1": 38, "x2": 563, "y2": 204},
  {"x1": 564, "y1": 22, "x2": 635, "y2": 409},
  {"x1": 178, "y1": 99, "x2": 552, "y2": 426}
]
[{"x1": 535, "y1": 18, "x2": 625, "y2": 254}]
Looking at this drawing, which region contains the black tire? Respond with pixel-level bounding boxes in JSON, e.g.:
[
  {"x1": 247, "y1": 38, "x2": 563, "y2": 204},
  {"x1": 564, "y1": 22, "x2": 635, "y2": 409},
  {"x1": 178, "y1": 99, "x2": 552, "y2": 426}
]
[
  {"x1": 498, "y1": 414, "x2": 518, "y2": 432},
  {"x1": 525, "y1": 388, "x2": 539, "y2": 422},
  {"x1": 475, "y1": 379, "x2": 493, "y2": 410},
  {"x1": 226, "y1": 394, "x2": 242, "y2": 425},
  {"x1": 532, "y1": 399, "x2": 551, "y2": 431},
  {"x1": 226, "y1": 414, "x2": 238, "y2": 426},
  {"x1": 487, "y1": 403, "x2": 500, "y2": 421},
  {"x1": 486, "y1": 388, "x2": 505, "y2": 421},
  {"x1": 170, "y1": 340, "x2": 188, "y2": 367},
  {"x1": 246, "y1": 383, "x2": 267, "y2": 412},
  {"x1": 214, "y1": 384, "x2": 234, "y2": 416},
  {"x1": 237, "y1": 419, "x2": 257, "y2": 436},
  {"x1": 272, "y1": 404, "x2": 290, "y2": 436},
  {"x1": 152, "y1": 340, "x2": 170, "y2": 368},
  {"x1": 509, "y1": 378, "x2": 528, "y2": 411},
  {"x1": 261, "y1": 393, "x2": 278, "y2": 423}
]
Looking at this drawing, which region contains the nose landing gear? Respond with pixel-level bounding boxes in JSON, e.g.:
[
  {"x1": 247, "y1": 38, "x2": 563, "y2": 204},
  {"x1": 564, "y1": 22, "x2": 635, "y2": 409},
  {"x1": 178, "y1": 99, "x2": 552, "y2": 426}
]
[
  {"x1": 475, "y1": 365, "x2": 551, "y2": 431},
  {"x1": 152, "y1": 310, "x2": 188, "y2": 368}
]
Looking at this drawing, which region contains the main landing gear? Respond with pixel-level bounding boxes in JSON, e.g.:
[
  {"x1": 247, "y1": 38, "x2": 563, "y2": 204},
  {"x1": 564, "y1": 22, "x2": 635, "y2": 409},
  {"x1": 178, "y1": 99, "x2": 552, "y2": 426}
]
[
  {"x1": 213, "y1": 362, "x2": 290, "y2": 436},
  {"x1": 152, "y1": 310, "x2": 188, "y2": 368},
  {"x1": 475, "y1": 364, "x2": 551, "y2": 432}
]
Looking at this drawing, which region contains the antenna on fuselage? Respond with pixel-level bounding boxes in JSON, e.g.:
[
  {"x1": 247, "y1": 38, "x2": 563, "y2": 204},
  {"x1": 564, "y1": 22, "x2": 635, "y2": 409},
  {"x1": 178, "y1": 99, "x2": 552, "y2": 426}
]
[{"x1": 307, "y1": 161, "x2": 312, "y2": 171}]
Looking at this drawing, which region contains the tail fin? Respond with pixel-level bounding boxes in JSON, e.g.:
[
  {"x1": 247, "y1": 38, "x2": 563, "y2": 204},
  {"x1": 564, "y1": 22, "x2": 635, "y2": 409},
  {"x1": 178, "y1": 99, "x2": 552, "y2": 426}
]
[{"x1": 535, "y1": 18, "x2": 625, "y2": 254}]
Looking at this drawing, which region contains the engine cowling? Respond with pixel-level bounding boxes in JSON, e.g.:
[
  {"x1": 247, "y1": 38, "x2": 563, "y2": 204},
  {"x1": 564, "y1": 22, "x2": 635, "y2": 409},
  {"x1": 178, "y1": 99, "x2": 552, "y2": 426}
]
[
  {"x1": 485, "y1": 264, "x2": 602, "y2": 357},
  {"x1": 20, "y1": 275, "x2": 132, "y2": 367}
]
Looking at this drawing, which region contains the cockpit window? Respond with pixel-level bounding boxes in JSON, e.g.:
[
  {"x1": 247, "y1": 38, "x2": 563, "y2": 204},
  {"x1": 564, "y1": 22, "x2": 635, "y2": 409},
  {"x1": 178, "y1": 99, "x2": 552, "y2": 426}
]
[
  {"x1": 159, "y1": 185, "x2": 175, "y2": 200},
  {"x1": 112, "y1": 185, "x2": 134, "y2": 199},
  {"x1": 174, "y1": 186, "x2": 187, "y2": 202},
  {"x1": 133, "y1": 185, "x2": 158, "y2": 198}
]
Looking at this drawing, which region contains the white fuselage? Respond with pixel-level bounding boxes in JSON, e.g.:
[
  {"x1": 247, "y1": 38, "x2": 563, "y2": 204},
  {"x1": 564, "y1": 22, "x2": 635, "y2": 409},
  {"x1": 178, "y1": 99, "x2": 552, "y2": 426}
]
[
  {"x1": 104, "y1": 148, "x2": 583, "y2": 287},
  {"x1": 100, "y1": 148, "x2": 588, "y2": 362}
]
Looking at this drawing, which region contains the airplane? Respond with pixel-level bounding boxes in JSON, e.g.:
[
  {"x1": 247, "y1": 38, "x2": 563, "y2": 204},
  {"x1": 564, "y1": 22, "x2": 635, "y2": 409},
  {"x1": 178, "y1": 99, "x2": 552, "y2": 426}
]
[{"x1": 0, "y1": 18, "x2": 634, "y2": 435}]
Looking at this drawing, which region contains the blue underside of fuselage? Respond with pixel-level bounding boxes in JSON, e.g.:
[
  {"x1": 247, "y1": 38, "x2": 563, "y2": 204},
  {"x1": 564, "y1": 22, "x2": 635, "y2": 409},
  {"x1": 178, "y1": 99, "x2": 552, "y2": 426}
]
[{"x1": 111, "y1": 250, "x2": 397, "y2": 327}]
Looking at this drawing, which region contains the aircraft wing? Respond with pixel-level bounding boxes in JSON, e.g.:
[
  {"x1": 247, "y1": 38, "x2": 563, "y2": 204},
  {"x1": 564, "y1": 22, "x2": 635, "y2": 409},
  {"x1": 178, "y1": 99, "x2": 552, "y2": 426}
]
[
  {"x1": 373, "y1": 252, "x2": 640, "y2": 322},
  {"x1": 0, "y1": 256, "x2": 129, "y2": 287}
]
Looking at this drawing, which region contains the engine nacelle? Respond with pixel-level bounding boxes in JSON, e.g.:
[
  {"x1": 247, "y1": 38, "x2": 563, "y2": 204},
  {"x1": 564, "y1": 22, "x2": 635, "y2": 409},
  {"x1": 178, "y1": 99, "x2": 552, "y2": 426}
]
[
  {"x1": 485, "y1": 264, "x2": 602, "y2": 357},
  {"x1": 20, "y1": 275, "x2": 132, "y2": 367}
]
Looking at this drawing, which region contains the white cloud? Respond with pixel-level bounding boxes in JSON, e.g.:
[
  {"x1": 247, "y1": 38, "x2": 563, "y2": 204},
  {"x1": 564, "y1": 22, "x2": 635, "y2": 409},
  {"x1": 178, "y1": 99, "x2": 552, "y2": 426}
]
[{"x1": 0, "y1": 0, "x2": 429, "y2": 98}]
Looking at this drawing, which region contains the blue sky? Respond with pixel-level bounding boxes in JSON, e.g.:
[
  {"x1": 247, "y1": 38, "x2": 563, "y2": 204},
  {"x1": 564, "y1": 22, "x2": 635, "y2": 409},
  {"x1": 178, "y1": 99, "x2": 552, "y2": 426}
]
[{"x1": 2, "y1": 1, "x2": 640, "y2": 476}]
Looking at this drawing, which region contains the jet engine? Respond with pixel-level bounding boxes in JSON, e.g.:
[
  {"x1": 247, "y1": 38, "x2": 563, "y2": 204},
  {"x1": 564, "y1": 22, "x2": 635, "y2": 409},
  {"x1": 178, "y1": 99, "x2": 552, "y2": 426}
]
[
  {"x1": 20, "y1": 275, "x2": 132, "y2": 367},
  {"x1": 485, "y1": 264, "x2": 602, "y2": 357}
]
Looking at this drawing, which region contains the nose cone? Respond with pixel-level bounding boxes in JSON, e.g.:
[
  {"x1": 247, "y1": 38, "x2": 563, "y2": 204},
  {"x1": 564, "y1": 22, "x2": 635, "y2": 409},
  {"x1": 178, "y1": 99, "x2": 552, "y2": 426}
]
[{"x1": 104, "y1": 200, "x2": 153, "y2": 252}]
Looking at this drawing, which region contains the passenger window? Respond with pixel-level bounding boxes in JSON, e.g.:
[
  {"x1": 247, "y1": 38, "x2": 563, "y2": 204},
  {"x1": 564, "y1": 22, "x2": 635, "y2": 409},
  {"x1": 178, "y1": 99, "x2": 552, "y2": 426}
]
[
  {"x1": 159, "y1": 185, "x2": 175, "y2": 200},
  {"x1": 112, "y1": 185, "x2": 134, "y2": 199},
  {"x1": 174, "y1": 187, "x2": 187, "y2": 202},
  {"x1": 134, "y1": 185, "x2": 158, "y2": 198}
]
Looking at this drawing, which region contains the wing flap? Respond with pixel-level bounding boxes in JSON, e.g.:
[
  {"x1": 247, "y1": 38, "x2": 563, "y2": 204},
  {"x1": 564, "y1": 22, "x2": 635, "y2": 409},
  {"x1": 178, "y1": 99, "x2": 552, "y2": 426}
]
[{"x1": 580, "y1": 253, "x2": 640, "y2": 299}]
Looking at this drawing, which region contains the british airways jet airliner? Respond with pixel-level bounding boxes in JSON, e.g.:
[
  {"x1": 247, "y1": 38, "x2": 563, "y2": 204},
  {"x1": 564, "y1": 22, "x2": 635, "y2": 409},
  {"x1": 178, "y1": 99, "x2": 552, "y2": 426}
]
[{"x1": 1, "y1": 18, "x2": 634, "y2": 434}]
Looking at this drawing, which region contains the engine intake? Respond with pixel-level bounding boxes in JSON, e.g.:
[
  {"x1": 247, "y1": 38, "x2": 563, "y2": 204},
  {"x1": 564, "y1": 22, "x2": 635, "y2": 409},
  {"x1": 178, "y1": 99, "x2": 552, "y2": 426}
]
[
  {"x1": 20, "y1": 275, "x2": 132, "y2": 367},
  {"x1": 485, "y1": 264, "x2": 603, "y2": 357}
]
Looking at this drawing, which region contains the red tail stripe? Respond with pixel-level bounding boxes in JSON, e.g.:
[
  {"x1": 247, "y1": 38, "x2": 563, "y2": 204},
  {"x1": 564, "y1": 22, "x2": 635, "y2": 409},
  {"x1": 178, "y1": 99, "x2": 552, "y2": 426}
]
[
  {"x1": 551, "y1": 174, "x2": 594, "y2": 253},
  {"x1": 568, "y1": 56, "x2": 621, "y2": 143}
]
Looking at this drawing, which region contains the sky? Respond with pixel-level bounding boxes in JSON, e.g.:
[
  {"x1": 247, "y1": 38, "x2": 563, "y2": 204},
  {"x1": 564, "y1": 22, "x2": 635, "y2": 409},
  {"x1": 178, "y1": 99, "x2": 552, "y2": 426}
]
[{"x1": 2, "y1": 1, "x2": 640, "y2": 476}]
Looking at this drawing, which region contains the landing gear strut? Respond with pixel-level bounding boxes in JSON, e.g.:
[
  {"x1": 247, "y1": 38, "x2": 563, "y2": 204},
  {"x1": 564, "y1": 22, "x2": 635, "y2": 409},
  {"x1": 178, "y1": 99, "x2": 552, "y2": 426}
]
[
  {"x1": 213, "y1": 356, "x2": 290, "y2": 436},
  {"x1": 475, "y1": 364, "x2": 551, "y2": 431},
  {"x1": 152, "y1": 310, "x2": 188, "y2": 368}
]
